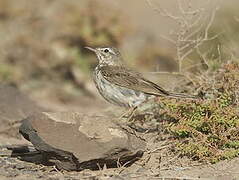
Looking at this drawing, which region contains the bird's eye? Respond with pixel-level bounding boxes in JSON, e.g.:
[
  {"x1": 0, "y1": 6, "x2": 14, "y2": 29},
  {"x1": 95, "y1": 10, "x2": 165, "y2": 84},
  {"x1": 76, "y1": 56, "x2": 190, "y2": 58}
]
[{"x1": 104, "y1": 49, "x2": 109, "y2": 53}]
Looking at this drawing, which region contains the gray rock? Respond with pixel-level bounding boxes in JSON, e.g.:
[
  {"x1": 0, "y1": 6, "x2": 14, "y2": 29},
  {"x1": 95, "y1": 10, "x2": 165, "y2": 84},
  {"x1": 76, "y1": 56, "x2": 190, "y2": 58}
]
[
  {"x1": 0, "y1": 85, "x2": 42, "y2": 138},
  {"x1": 19, "y1": 112, "x2": 145, "y2": 171}
]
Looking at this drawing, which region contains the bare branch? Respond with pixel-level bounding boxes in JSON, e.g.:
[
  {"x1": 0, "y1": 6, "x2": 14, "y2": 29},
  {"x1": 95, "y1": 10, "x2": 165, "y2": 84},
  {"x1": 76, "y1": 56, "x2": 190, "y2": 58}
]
[
  {"x1": 146, "y1": 0, "x2": 220, "y2": 73},
  {"x1": 160, "y1": 35, "x2": 176, "y2": 44},
  {"x1": 204, "y1": 6, "x2": 219, "y2": 39},
  {"x1": 146, "y1": 0, "x2": 182, "y2": 21}
]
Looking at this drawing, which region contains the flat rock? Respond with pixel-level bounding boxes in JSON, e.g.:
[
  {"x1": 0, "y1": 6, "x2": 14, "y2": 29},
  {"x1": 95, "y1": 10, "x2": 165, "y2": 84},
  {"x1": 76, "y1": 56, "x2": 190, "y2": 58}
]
[
  {"x1": 19, "y1": 112, "x2": 145, "y2": 171},
  {"x1": 0, "y1": 85, "x2": 42, "y2": 138}
]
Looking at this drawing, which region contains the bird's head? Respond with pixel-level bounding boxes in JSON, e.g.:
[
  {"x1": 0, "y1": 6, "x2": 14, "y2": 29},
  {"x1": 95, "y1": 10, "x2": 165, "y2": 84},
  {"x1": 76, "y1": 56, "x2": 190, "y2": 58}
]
[{"x1": 85, "y1": 47, "x2": 123, "y2": 66}]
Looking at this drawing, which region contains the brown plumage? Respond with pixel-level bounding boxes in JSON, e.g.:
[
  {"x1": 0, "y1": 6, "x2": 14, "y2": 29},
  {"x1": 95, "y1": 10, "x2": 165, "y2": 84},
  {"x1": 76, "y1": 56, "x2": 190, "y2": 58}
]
[
  {"x1": 86, "y1": 46, "x2": 198, "y2": 108},
  {"x1": 99, "y1": 65, "x2": 170, "y2": 96}
]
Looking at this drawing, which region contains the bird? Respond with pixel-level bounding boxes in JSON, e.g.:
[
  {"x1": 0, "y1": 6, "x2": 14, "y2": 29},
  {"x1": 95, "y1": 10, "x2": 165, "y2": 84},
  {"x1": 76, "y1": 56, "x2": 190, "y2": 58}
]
[{"x1": 86, "y1": 46, "x2": 197, "y2": 111}]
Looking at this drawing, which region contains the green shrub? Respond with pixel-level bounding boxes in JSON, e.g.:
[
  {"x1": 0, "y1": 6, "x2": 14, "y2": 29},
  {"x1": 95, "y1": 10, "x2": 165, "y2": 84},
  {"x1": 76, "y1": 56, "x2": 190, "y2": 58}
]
[{"x1": 155, "y1": 63, "x2": 239, "y2": 163}]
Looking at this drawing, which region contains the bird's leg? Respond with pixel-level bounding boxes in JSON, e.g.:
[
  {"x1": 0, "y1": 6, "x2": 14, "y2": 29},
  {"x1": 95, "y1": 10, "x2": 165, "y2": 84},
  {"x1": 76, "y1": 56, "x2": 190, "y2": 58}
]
[
  {"x1": 119, "y1": 106, "x2": 138, "y2": 120},
  {"x1": 127, "y1": 106, "x2": 138, "y2": 121}
]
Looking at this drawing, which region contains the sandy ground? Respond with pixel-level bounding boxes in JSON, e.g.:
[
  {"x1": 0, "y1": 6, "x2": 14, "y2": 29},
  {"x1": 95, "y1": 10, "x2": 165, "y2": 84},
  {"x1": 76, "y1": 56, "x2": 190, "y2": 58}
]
[{"x1": 1, "y1": 128, "x2": 239, "y2": 180}]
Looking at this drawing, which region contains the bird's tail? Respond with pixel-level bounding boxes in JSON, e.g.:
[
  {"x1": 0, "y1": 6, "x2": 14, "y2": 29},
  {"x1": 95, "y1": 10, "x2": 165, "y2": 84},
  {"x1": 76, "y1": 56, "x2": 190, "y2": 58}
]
[{"x1": 167, "y1": 92, "x2": 198, "y2": 99}]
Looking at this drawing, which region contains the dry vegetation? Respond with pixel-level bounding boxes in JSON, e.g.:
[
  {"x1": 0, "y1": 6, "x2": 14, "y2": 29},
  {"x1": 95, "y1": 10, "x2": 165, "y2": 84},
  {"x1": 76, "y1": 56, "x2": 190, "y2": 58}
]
[
  {"x1": 134, "y1": 2, "x2": 239, "y2": 164},
  {"x1": 164, "y1": 63, "x2": 238, "y2": 163},
  {"x1": 131, "y1": 63, "x2": 239, "y2": 164}
]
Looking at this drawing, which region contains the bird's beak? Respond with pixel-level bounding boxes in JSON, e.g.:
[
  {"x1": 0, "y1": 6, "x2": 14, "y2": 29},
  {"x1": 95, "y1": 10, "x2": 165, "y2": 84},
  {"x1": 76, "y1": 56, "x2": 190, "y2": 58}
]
[{"x1": 85, "y1": 46, "x2": 97, "y2": 53}]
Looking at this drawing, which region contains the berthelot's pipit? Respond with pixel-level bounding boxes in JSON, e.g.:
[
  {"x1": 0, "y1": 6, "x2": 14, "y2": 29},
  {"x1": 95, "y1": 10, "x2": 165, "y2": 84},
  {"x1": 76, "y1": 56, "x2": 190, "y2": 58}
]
[{"x1": 86, "y1": 47, "x2": 197, "y2": 112}]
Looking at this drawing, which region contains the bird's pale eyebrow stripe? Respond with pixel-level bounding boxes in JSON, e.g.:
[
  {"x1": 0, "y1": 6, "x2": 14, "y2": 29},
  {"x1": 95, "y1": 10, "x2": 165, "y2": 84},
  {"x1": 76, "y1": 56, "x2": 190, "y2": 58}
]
[{"x1": 109, "y1": 49, "x2": 116, "y2": 55}]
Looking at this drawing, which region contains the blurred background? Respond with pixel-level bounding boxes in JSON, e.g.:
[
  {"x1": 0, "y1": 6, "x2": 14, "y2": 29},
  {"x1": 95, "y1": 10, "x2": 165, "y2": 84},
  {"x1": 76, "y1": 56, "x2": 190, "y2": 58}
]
[{"x1": 0, "y1": 0, "x2": 239, "y2": 113}]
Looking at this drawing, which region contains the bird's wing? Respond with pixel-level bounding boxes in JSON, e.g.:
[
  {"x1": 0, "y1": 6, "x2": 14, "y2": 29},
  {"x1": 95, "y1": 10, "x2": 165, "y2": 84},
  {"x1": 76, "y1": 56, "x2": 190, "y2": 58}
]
[{"x1": 99, "y1": 65, "x2": 170, "y2": 96}]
